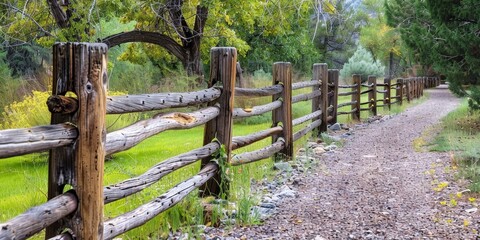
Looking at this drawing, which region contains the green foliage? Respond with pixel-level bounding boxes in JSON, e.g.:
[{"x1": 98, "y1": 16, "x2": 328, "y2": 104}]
[
  {"x1": 312, "y1": 0, "x2": 368, "y2": 69},
  {"x1": 0, "y1": 89, "x2": 138, "y2": 132},
  {"x1": 468, "y1": 87, "x2": 480, "y2": 112},
  {"x1": 0, "y1": 91, "x2": 50, "y2": 129},
  {"x1": 386, "y1": 0, "x2": 480, "y2": 110},
  {"x1": 359, "y1": 0, "x2": 403, "y2": 78},
  {"x1": 340, "y1": 46, "x2": 385, "y2": 82},
  {"x1": 431, "y1": 100, "x2": 480, "y2": 191}
]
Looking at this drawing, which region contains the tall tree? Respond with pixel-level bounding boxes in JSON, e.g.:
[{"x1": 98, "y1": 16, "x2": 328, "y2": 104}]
[
  {"x1": 359, "y1": 0, "x2": 402, "y2": 79},
  {"x1": 386, "y1": 0, "x2": 480, "y2": 109},
  {"x1": 312, "y1": 0, "x2": 367, "y2": 68}
]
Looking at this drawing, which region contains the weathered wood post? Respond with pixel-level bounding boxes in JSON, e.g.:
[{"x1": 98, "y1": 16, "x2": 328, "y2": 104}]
[
  {"x1": 328, "y1": 69, "x2": 339, "y2": 124},
  {"x1": 396, "y1": 78, "x2": 403, "y2": 105},
  {"x1": 272, "y1": 62, "x2": 293, "y2": 161},
  {"x1": 201, "y1": 47, "x2": 236, "y2": 198},
  {"x1": 421, "y1": 77, "x2": 425, "y2": 96},
  {"x1": 384, "y1": 78, "x2": 391, "y2": 110},
  {"x1": 351, "y1": 74, "x2": 361, "y2": 121},
  {"x1": 312, "y1": 63, "x2": 328, "y2": 135},
  {"x1": 46, "y1": 43, "x2": 108, "y2": 239},
  {"x1": 406, "y1": 78, "x2": 412, "y2": 102},
  {"x1": 412, "y1": 77, "x2": 418, "y2": 98},
  {"x1": 368, "y1": 76, "x2": 377, "y2": 116}
]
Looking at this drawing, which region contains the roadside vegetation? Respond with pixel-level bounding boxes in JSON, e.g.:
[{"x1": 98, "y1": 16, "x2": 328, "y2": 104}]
[{"x1": 431, "y1": 99, "x2": 480, "y2": 192}]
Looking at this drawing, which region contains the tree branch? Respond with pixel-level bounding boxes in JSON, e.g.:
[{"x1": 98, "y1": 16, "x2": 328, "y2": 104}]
[
  {"x1": 0, "y1": 2, "x2": 52, "y2": 37},
  {"x1": 46, "y1": 0, "x2": 69, "y2": 28},
  {"x1": 100, "y1": 30, "x2": 187, "y2": 62}
]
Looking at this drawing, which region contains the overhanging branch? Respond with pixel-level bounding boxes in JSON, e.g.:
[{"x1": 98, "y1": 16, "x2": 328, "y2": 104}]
[{"x1": 100, "y1": 30, "x2": 187, "y2": 62}]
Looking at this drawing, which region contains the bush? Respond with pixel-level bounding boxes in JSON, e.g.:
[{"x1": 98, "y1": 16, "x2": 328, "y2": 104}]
[
  {"x1": 340, "y1": 46, "x2": 385, "y2": 83},
  {"x1": 0, "y1": 90, "x2": 139, "y2": 132}
]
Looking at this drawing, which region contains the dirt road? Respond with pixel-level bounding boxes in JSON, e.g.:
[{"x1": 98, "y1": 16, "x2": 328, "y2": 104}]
[{"x1": 215, "y1": 85, "x2": 480, "y2": 239}]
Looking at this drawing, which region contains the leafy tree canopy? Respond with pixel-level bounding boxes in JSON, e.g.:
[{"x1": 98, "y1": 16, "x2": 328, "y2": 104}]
[{"x1": 385, "y1": 0, "x2": 480, "y2": 109}]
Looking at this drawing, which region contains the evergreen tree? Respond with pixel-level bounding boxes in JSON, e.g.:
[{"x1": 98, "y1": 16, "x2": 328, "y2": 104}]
[
  {"x1": 385, "y1": 0, "x2": 480, "y2": 110},
  {"x1": 340, "y1": 46, "x2": 385, "y2": 82}
]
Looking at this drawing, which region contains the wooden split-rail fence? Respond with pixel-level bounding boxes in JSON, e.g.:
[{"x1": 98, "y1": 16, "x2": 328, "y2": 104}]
[{"x1": 0, "y1": 44, "x2": 440, "y2": 240}]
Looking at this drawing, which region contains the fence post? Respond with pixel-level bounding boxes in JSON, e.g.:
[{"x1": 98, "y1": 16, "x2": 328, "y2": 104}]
[
  {"x1": 396, "y1": 78, "x2": 403, "y2": 106},
  {"x1": 201, "y1": 47, "x2": 236, "y2": 198},
  {"x1": 351, "y1": 75, "x2": 361, "y2": 121},
  {"x1": 272, "y1": 62, "x2": 293, "y2": 161},
  {"x1": 46, "y1": 43, "x2": 108, "y2": 239},
  {"x1": 368, "y1": 76, "x2": 377, "y2": 116},
  {"x1": 384, "y1": 78, "x2": 391, "y2": 111},
  {"x1": 312, "y1": 63, "x2": 328, "y2": 136},
  {"x1": 421, "y1": 77, "x2": 425, "y2": 96},
  {"x1": 328, "y1": 69, "x2": 339, "y2": 124},
  {"x1": 406, "y1": 78, "x2": 412, "y2": 102},
  {"x1": 413, "y1": 77, "x2": 418, "y2": 98}
]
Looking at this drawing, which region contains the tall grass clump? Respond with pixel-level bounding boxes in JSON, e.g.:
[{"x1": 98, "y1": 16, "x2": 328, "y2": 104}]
[{"x1": 431, "y1": 99, "x2": 480, "y2": 191}]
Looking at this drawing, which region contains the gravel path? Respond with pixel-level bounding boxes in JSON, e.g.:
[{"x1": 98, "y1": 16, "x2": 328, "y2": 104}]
[{"x1": 209, "y1": 85, "x2": 480, "y2": 239}]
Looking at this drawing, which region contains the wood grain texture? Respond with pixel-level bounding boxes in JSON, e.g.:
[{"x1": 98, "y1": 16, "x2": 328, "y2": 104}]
[
  {"x1": 235, "y1": 85, "x2": 283, "y2": 97},
  {"x1": 106, "y1": 88, "x2": 221, "y2": 114},
  {"x1": 103, "y1": 163, "x2": 218, "y2": 239},
  {"x1": 0, "y1": 124, "x2": 77, "y2": 159},
  {"x1": 233, "y1": 100, "x2": 282, "y2": 118},
  {"x1": 104, "y1": 142, "x2": 220, "y2": 204},
  {"x1": 368, "y1": 76, "x2": 378, "y2": 116},
  {"x1": 292, "y1": 110, "x2": 322, "y2": 127},
  {"x1": 312, "y1": 63, "x2": 328, "y2": 133},
  {"x1": 46, "y1": 42, "x2": 76, "y2": 238},
  {"x1": 337, "y1": 84, "x2": 358, "y2": 88},
  {"x1": 47, "y1": 95, "x2": 78, "y2": 114},
  {"x1": 327, "y1": 69, "x2": 339, "y2": 124},
  {"x1": 291, "y1": 80, "x2": 320, "y2": 90},
  {"x1": 383, "y1": 78, "x2": 392, "y2": 111},
  {"x1": 231, "y1": 139, "x2": 285, "y2": 166},
  {"x1": 292, "y1": 90, "x2": 321, "y2": 104},
  {"x1": 351, "y1": 75, "x2": 361, "y2": 120},
  {"x1": 293, "y1": 119, "x2": 322, "y2": 142},
  {"x1": 106, "y1": 106, "x2": 219, "y2": 155},
  {"x1": 201, "y1": 47, "x2": 236, "y2": 198},
  {"x1": 338, "y1": 91, "x2": 357, "y2": 96},
  {"x1": 272, "y1": 62, "x2": 293, "y2": 160},
  {"x1": 0, "y1": 192, "x2": 77, "y2": 240},
  {"x1": 71, "y1": 43, "x2": 108, "y2": 240},
  {"x1": 232, "y1": 126, "x2": 283, "y2": 151}
]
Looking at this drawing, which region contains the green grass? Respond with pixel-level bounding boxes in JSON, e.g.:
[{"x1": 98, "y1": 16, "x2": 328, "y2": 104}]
[{"x1": 430, "y1": 99, "x2": 480, "y2": 191}]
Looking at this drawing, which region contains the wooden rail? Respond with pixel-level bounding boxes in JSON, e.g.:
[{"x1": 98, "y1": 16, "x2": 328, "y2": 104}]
[{"x1": 0, "y1": 42, "x2": 441, "y2": 240}]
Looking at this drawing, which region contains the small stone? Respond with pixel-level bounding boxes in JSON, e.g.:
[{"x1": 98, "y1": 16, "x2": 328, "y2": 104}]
[
  {"x1": 314, "y1": 236, "x2": 326, "y2": 240},
  {"x1": 276, "y1": 185, "x2": 296, "y2": 198},
  {"x1": 297, "y1": 148, "x2": 306, "y2": 153},
  {"x1": 273, "y1": 162, "x2": 292, "y2": 172},
  {"x1": 314, "y1": 147, "x2": 326, "y2": 155},
  {"x1": 307, "y1": 142, "x2": 318, "y2": 149},
  {"x1": 260, "y1": 202, "x2": 276, "y2": 209},
  {"x1": 465, "y1": 207, "x2": 477, "y2": 213},
  {"x1": 329, "y1": 123, "x2": 342, "y2": 131},
  {"x1": 324, "y1": 144, "x2": 338, "y2": 151}
]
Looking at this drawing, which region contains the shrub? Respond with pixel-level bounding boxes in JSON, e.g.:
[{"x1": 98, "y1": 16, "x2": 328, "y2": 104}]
[
  {"x1": 340, "y1": 46, "x2": 385, "y2": 83},
  {"x1": 0, "y1": 90, "x2": 137, "y2": 132}
]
